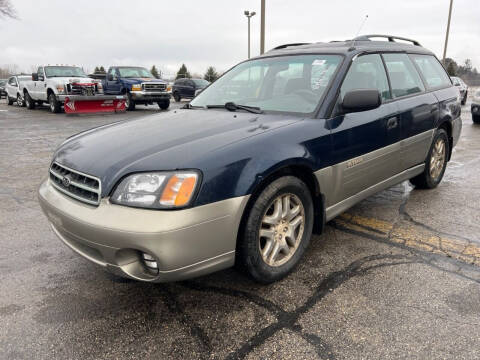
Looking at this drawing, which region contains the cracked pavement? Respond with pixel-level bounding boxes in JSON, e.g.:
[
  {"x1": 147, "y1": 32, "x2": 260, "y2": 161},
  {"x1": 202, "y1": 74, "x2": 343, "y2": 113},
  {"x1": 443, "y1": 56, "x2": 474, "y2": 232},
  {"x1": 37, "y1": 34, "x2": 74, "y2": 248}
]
[{"x1": 1, "y1": 95, "x2": 479, "y2": 359}]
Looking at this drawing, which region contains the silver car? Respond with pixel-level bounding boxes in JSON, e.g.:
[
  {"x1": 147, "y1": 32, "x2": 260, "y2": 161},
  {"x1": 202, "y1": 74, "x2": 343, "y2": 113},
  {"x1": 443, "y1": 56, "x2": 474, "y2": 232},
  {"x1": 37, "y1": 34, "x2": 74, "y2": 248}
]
[
  {"x1": 451, "y1": 76, "x2": 468, "y2": 105},
  {"x1": 5, "y1": 75, "x2": 31, "y2": 107}
]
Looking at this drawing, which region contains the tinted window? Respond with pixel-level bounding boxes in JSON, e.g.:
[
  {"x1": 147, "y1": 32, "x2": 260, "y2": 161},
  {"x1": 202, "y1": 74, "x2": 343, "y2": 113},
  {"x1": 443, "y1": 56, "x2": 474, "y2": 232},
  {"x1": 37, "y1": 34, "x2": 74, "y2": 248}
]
[
  {"x1": 411, "y1": 54, "x2": 451, "y2": 89},
  {"x1": 191, "y1": 54, "x2": 342, "y2": 115},
  {"x1": 383, "y1": 53, "x2": 425, "y2": 97},
  {"x1": 341, "y1": 54, "x2": 391, "y2": 102}
]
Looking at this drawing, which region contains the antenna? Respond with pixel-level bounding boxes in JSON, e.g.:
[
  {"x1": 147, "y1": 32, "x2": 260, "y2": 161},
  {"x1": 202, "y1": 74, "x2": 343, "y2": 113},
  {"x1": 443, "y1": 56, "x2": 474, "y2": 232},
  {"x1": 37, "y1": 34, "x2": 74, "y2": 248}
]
[{"x1": 349, "y1": 15, "x2": 368, "y2": 51}]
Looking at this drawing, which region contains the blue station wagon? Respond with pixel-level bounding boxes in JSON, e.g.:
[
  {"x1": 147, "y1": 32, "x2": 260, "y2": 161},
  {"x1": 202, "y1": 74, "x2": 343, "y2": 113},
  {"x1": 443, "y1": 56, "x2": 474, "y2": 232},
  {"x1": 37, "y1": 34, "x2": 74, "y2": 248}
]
[{"x1": 39, "y1": 35, "x2": 462, "y2": 283}]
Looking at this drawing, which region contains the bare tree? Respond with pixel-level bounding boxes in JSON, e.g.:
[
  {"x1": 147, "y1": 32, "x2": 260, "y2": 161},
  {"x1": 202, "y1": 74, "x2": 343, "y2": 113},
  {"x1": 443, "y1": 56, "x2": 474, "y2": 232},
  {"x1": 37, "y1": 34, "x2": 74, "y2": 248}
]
[{"x1": 0, "y1": 0, "x2": 18, "y2": 19}]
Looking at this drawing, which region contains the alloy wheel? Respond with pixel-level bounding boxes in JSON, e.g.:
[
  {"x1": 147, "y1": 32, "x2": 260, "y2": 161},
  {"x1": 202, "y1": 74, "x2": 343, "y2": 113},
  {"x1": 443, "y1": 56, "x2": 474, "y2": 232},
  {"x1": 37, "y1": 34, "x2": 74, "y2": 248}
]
[
  {"x1": 430, "y1": 137, "x2": 446, "y2": 180},
  {"x1": 258, "y1": 193, "x2": 305, "y2": 267}
]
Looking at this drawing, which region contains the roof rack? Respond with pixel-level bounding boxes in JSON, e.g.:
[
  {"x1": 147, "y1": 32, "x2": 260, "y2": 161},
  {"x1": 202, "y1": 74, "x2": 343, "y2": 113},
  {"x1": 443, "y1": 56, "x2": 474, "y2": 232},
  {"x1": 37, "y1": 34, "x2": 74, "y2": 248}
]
[
  {"x1": 270, "y1": 43, "x2": 312, "y2": 51},
  {"x1": 352, "y1": 34, "x2": 421, "y2": 46}
]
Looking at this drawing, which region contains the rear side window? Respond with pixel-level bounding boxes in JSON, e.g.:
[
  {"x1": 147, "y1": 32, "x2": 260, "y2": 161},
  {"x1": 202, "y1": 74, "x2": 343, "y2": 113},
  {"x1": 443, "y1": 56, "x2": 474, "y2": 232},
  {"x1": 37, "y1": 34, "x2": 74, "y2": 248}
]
[
  {"x1": 411, "y1": 54, "x2": 451, "y2": 89},
  {"x1": 383, "y1": 53, "x2": 425, "y2": 98},
  {"x1": 340, "y1": 54, "x2": 391, "y2": 102}
]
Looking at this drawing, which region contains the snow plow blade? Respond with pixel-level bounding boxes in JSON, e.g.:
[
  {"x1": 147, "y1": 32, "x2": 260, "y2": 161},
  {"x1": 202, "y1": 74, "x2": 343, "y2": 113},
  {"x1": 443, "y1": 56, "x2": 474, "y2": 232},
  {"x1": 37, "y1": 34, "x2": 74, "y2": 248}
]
[{"x1": 64, "y1": 95, "x2": 126, "y2": 114}]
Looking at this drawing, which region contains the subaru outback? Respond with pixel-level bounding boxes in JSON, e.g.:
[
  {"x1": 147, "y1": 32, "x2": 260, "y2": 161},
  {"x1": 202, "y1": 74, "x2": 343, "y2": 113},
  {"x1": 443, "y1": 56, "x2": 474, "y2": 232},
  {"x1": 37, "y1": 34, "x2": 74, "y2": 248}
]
[{"x1": 39, "y1": 35, "x2": 462, "y2": 283}]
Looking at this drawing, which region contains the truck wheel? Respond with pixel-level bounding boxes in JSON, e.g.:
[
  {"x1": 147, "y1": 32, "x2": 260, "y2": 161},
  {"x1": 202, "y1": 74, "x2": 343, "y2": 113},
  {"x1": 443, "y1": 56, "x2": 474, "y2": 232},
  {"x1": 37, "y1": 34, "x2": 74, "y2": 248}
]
[
  {"x1": 158, "y1": 99, "x2": 170, "y2": 110},
  {"x1": 125, "y1": 92, "x2": 135, "y2": 111},
  {"x1": 17, "y1": 93, "x2": 25, "y2": 107},
  {"x1": 48, "y1": 93, "x2": 61, "y2": 113},
  {"x1": 237, "y1": 176, "x2": 314, "y2": 283},
  {"x1": 7, "y1": 96, "x2": 14, "y2": 105},
  {"x1": 473, "y1": 115, "x2": 480, "y2": 124},
  {"x1": 173, "y1": 92, "x2": 181, "y2": 102},
  {"x1": 410, "y1": 128, "x2": 449, "y2": 189},
  {"x1": 25, "y1": 92, "x2": 35, "y2": 109}
]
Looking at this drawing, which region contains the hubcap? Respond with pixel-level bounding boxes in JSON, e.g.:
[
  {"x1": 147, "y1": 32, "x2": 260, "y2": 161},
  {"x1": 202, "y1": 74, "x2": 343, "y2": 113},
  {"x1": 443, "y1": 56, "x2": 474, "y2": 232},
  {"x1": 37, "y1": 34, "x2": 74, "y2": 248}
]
[
  {"x1": 430, "y1": 138, "x2": 446, "y2": 180},
  {"x1": 50, "y1": 96, "x2": 55, "y2": 110},
  {"x1": 258, "y1": 193, "x2": 305, "y2": 267},
  {"x1": 17, "y1": 94, "x2": 22, "y2": 106}
]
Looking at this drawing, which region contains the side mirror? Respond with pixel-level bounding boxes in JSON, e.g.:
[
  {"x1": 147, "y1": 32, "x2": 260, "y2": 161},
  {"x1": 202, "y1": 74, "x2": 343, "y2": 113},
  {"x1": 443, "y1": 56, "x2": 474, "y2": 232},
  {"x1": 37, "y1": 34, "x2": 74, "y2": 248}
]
[
  {"x1": 32, "y1": 73, "x2": 38, "y2": 81},
  {"x1": 107, "y1": 74, "x2": 113, "y2": 81},
  {"x1": 342, "y1": 89, "x2": 381, "y2": 113}
]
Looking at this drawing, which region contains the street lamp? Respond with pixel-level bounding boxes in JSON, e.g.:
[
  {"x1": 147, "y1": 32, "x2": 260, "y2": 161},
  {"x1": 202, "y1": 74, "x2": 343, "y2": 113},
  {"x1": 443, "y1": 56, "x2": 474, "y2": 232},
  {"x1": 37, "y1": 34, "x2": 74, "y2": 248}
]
[{"x1": 244, "y1": 10, "x2": 256, "y2": 59}]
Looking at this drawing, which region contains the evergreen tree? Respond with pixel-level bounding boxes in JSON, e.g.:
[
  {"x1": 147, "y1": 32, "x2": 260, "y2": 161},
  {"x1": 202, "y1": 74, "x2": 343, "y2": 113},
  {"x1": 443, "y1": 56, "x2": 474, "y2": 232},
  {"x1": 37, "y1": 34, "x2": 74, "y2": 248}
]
[
  {"x1": 94, "y1": 66, "x2": 100, "y2": 73},
  {"x1": 99, "y1": 66, "x2": 105, "y2": 73},
  {"x1": 150, "y1": 65, "x2": 159, "y2": 78},
  {"x1": 204, "y1": 66, "x2": 219, "y2": 82},
  {"x1": 176, "y1": 64, "x2": 191, "y2": 79}
]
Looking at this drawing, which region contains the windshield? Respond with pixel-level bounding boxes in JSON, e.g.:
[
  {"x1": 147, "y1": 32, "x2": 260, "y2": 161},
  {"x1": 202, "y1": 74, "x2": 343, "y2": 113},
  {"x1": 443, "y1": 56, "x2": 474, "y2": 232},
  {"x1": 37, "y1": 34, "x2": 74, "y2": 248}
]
[
  {"x1": 191, "y1": 54, "x2": 342, "y2": 115},
  {"x1": 45, "y1": 66, "x2": 87, "y2": 78},
  {"x1": 192, "y1": 79, "x2": 210, "y2": 87},
  {"x1": 117, "y1": 67, "x2": 154, "y2": 78}
]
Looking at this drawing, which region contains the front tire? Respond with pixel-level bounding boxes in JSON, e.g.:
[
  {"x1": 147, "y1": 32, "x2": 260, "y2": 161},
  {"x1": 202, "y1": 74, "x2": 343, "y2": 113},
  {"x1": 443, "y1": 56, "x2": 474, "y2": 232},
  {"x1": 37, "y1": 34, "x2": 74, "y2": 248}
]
[
  {"x1": 125, "y1": 92, "x2": 135, "y2": 111},
  {"x1": 173, "y1": 92, "x2": 181, "y2": 102},
  {"x1": 237, "y1": 176, "x2": 314, "y2": 283},
  {"x1": 24, "y1": 92, "x2": 35, "y2": 109},
  {"x1": 48, "y1": 93, "x2": 61, "y2": 113},
  {"x1": 158, "y1": 99, "x2": 170, "y2": 110},
  {"x1": 17, "y1": 93, "x2": 25, "y2": 107},
  {"x1": 410, "y1": 128, "x2": 449, "y2": 189}
]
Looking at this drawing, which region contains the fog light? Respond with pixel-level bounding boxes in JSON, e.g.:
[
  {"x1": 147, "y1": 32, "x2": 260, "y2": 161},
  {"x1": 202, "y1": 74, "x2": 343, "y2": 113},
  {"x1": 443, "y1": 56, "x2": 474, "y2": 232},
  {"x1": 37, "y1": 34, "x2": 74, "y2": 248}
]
[{"x1": 142, "y1": 253, "x2": 159, "y2": 275}]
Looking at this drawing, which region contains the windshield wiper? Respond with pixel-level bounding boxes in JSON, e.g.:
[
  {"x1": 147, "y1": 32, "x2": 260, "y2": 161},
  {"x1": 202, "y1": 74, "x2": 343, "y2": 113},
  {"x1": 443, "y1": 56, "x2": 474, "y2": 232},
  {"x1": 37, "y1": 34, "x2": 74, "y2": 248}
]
[
  {"x1": 206, "y1": 102, "x2": 263, "y2": 114},
  {"x1": 183, "y1": 103, "x2": 205, "y2": 109}
]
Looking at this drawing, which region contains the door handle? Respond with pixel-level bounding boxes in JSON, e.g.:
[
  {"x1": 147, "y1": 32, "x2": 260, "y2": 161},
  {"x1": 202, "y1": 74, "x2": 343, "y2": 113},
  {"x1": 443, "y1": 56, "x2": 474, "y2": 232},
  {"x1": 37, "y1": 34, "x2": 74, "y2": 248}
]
[{"x1": 387, "y1": 116, "x2": 398, "y2": 130}]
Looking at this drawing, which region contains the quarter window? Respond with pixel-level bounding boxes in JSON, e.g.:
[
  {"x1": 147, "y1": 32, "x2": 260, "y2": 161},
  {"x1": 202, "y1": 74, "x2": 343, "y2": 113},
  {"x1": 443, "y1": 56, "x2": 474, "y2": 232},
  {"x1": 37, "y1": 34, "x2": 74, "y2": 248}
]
[
  {"x1": 340, "y1": 54, "x2": 391, "y2": 102},
  {"x1": 382, "y1": 53, "x2": 425, "y2": 97},
  {"x1": 411, "y1": 54, "x2": 451, "y2": 89}
]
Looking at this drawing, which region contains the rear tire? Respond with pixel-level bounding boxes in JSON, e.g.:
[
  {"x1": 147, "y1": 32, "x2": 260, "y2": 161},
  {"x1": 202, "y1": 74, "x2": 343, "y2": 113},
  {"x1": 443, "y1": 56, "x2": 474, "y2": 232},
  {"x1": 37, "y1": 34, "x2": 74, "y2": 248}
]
[
  {"x1": 158, "y1": 99, "x2": 170, "y2": 110},
  {"x1": 125, "y1": 92, "x2": 135, "y2": 111},
  {"x1": 48, "y1": 93, "x2": 61, "y2": 113},
  {"x1": 410, "y1": 128, "x2": 449, "y2": 189},
  {"x1": 473, "y1": 115, "x2": 480, "y2": 124},
  {"x1": 25, "y1": 92, "x2": 35, "y2": 109},
  {"x1": 7, "y1": 96, "x2": 13, "y2": 105},
  {"x1": 461, "y1": 92, "x2": 467, "y2": 105},
  {"x1": 173, "y1": 92, "x2": 181, "y2": 102},
  {"x1": 237, "y1": 176, "x2": 314, "y2": 283}
]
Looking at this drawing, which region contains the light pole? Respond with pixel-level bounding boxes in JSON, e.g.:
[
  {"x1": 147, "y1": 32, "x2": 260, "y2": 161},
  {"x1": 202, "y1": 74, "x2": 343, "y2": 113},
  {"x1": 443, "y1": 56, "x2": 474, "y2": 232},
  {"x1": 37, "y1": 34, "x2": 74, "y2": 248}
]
[
  {"x1": 260, "y1": 0, "x2": 265, "y2": 54},
  {"x1": 244, "y1": 10, "x2": 256, "y2": 59},
  {"x1": 442, "y1": 0, "x2": 453, "y2": 64}
]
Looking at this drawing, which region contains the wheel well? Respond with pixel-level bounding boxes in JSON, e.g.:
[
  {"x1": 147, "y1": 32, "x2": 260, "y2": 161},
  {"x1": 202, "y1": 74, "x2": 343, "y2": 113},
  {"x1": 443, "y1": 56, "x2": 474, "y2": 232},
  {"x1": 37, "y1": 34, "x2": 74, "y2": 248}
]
[
  {"x1": 438, "y1": 121, "x2": 453, "y2": 161},
  {"x1": 46, "y1": 88, "x2": 54, "y2": 97},
  {"x1": 236, "y1": 165, "x2": 325, "y2": 255}
]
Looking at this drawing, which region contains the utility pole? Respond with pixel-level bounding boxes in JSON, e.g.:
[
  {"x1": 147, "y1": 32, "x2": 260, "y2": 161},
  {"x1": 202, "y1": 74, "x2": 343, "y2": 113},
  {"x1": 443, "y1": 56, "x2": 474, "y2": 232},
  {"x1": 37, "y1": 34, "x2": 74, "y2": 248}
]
[
  {"x1": 442, "y1": 0, "x2": 453, "y2": 64},
  {"x1": 244, "y1": 10, "x2": 256, "y2": 59},
  {"x1": 260, "y1": 0, "x2": 265, "y2": 54}
]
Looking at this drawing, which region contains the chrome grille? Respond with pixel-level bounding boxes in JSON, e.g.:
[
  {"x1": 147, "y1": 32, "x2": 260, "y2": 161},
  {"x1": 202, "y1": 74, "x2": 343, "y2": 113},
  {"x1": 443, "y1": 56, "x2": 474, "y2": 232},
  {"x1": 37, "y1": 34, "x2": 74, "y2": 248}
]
[
  {"x1": 67, "y1": 83, "x2": 96, "y2": 96},
  {"x1": 49, "y1": 162, "x2": 101, "y2": 206},
  {"x1": 142, "y1": 83, "x2": 167, "y2": 92}
]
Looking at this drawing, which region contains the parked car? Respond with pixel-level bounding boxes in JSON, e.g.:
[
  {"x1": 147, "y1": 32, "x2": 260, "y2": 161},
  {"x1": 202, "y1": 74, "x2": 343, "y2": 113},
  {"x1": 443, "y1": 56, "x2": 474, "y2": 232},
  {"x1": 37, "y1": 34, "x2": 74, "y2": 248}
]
[
  {"x1": 101, "y1": 66, "x2": 170, "y2": 110},
  {"x1": 0, "y1": 79, "x2": 7, "y2": 99},
  {"x1": 22, "y1": 65, "x2": 103, "y2": 113},
  {"x1": 39, "y1": 35, "x2": 461, "y2": 284},
  {"x1": 172, "y1": 78, "x2": 210, "y2": 102},
  {"x1": 5, "y1": 74, "x2": 32, "y2": 106},
  {"x1": 471, "y1": 89, "x2": 480, "y2": 124},
  {"x1": 451, "y1": 76, "x2": 468, "y2": 105}
]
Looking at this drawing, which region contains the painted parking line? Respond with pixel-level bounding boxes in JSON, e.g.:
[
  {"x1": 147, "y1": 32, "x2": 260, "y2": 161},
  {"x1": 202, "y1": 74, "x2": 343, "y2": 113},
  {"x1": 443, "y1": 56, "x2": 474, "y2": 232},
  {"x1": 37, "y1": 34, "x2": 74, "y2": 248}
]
[{"x1": 334, "y1": 213, "x2": 480, "y2": 266}]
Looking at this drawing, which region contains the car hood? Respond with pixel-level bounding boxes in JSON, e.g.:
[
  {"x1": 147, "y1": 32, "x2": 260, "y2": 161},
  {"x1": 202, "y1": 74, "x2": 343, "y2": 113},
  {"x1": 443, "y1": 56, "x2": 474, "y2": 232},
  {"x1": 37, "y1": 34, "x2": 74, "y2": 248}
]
[
  {"x1": 122, "y1": 78, "x2": 167, "y2": 84},
  {"x1": 54, "y1": 110, "x2": 301, "y2": 196},
  {"x1": 48, "y1": 77, "x2": 96, "y2": 84}
]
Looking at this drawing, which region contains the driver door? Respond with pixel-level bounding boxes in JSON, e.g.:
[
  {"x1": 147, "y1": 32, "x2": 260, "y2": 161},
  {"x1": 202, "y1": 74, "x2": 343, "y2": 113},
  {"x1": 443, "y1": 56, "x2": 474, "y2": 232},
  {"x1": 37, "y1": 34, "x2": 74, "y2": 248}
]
[{"x1": 106, "y1": 68, "x2": 121, "y2": 94}]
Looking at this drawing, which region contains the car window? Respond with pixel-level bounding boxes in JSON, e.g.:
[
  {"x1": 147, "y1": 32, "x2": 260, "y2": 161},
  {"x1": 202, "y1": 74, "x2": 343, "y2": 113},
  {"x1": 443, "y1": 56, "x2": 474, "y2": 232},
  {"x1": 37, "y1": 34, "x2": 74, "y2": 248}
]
[
  {"x1": 340, "y1": 54, "x2": 391, "y2": 102},
  {"x1": 451, "y1": 77, "x2": 460, "y2": 86},
  {"x1": 411, "y1": 54, "x2": 451, "y2": 89},
  {"x1": 8, "y1": 77, "x2": 16, "y2": 86},
  {"x1": 108, "y1": 68, "x2": 117, "y2": 78},
  {"x1": 382, "y1": 53, "x2": 425, "y2": 97},
  {"x1": 191, "y1": 54, "x2": 342, "y2": 115}
]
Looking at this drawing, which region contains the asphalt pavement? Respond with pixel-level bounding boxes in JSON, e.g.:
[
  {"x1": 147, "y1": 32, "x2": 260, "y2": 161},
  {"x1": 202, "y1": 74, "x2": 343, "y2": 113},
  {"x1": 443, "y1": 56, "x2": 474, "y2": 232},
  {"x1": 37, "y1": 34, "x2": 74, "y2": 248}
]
[{"x1": 0, "y1": 96, "x2": 479, "y2": 359}]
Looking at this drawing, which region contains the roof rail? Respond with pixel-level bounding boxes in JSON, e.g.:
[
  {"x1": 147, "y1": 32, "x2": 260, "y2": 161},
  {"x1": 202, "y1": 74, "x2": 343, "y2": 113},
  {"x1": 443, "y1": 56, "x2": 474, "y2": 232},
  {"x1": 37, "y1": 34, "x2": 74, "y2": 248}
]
[
  {"x1": 353, "y1": 34, "x2": 421, "y2": 46},
  {"x1": 270, "y1": 43, "x2": 311, "y2": 51}
]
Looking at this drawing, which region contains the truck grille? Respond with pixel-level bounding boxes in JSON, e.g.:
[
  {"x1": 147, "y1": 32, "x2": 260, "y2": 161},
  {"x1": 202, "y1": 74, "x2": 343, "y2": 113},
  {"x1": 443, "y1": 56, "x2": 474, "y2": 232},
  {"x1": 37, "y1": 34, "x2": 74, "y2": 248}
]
[
  {"x1": 142, "y1": 83, "x2": 167, "y2": 92},
  {"x1": 49, "y1": 162, "x2": 101, "y2": 206},
  {"x1": 67, "y1": 83, "x2": 96, "y2": 96}
]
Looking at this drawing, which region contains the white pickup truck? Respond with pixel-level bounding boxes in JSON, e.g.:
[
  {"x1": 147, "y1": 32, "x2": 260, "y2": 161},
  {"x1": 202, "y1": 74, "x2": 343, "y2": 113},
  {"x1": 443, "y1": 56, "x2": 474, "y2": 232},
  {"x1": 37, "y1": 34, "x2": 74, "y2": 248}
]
[{"x1": 22, "y1": 65, "x2": 103, "y2": 113}]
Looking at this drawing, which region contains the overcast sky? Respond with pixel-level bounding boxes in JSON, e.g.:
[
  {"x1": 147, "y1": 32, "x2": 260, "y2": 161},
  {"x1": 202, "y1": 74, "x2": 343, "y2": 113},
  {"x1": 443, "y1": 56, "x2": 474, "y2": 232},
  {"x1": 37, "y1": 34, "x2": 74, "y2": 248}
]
[{"x1": 1, "y1": 0, "x2": 479, "y2": 78}]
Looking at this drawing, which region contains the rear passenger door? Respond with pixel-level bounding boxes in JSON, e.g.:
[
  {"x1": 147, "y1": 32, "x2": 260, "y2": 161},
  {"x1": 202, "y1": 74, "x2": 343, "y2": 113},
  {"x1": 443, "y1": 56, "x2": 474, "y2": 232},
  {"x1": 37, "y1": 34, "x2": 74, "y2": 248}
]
[
  {"x1": 328, "y1": 54, "x2": 400, "y2": 205},
  {"x1": 382, "y1": 53, "x2": 438, "y2": 171}
]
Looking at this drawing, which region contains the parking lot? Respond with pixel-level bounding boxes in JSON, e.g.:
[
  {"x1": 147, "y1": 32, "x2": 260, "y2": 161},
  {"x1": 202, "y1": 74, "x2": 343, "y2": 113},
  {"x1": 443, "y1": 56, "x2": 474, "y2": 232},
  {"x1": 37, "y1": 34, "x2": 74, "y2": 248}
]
[{"x1": 1, "y1": 96, "x2": 479, "y2": 359}]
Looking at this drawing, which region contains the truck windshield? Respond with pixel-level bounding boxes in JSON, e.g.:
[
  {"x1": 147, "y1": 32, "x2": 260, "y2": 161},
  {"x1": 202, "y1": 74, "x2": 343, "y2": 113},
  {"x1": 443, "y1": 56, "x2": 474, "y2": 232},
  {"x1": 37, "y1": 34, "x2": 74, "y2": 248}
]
[
  {"x1": 191, "y1": 54, "x2": 342, "y2": 115},
  {"x1": 117, "y1": 67, "x2": 155, "y2": 78},
  {"x1": 45, "y1": 66, "x2": 87, "y2": 78}
]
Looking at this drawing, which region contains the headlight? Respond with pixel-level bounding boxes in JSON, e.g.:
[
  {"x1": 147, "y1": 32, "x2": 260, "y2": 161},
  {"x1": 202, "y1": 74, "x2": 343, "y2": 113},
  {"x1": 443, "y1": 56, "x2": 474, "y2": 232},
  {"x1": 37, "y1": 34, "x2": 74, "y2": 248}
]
[
  {"x1": 57, "y1": 85, "x2": 65, "y2": 93},
  {"x1": 111, "y1": 171, "x2": 200, "y2": 209},
  {"x1": 131, "y1": 84, "x2": 142, "y2": 91}
]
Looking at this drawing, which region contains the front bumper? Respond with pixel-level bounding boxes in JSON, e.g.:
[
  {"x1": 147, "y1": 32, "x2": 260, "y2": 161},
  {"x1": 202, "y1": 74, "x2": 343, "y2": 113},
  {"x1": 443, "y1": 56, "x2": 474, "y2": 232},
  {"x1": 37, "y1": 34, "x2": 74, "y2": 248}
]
[
  {"x1": 38, "y1": 179, "x2": 249, "y2": 282},
  {"x1": 130, "y1": 91, "x2": 171, "y2": 101}
]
